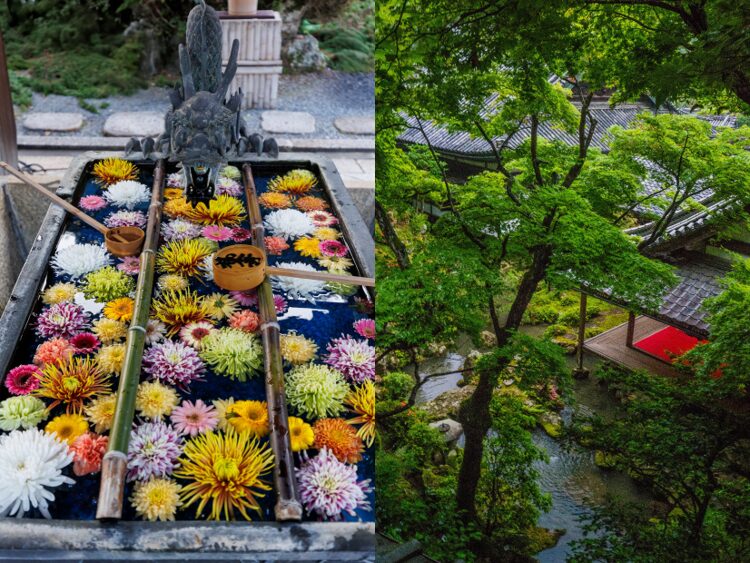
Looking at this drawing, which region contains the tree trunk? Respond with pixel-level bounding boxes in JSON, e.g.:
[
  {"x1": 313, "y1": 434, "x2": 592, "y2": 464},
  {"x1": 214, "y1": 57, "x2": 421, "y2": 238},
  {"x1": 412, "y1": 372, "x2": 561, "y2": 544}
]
[
  {"x1": 375, "y1": 199, "x2": 411, "y2": 269},
  {"x1": 0, "y1": 31, "x2": 18, "y2": 174}
]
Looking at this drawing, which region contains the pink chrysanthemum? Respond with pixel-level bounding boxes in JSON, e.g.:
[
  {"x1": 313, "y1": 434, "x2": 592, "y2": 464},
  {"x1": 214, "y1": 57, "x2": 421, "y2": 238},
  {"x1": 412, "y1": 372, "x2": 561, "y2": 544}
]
[
  {"x1": 324, "y1": 335, "x2": 375, "y2": 383},
  {"x1": 143, "y1": 340, "x2": 206, "y2": 390},
  {"x1": 170, "y1": 399, "x2": 219, "y2": 437},
  {"x1": 117, "y1": 256, "x2": 141, "y2": 275},
  {"x1": 307, "y1": 211, "x2": 338, "y2": 227},
  {"x1": 179, "y1": 321, "x2": 216, "y2": 351},
  {"x1": 274, "y1": 295, "x2": 288, "y2": 314},
  {"x1": 127, "y1": 421, "x2": 182, "y2": 482},
  {"x1": 161, "y1": 219, "x2": 201, "y2": 242},
  {"x1": 296, "y1": 448, "x2": 372, "y2": 520},
  {"x1": 215, "y1": 177, "x2": 243, "y2": 197},
  {"x1": 264, "y1": 236, "x2": 290, "y2": 256},
  {"x1": 70, "y1": 332, "x2": 101, "y2": 354},
  {"x1": 201, "y1": 225, "x2": 234, "y2": 242},
  {"x1": 353, "y1": 319, "x2": 375, "y2": 340},
  {"x1": 231, "y1": 227, "x2": 252, "y2": 242},
  {"x1": 229, "y1": 290, "x2": 258, "y2": 307},
  {"x1": 228, "y1": 310, "x2": 261, "y2": 333},
  {"x1": 5, "y1": 364, "x2": 42, "y2": 395},
  {"x1": 319, "y1": 240, "x2": 348, "y2": 257},
  {"x1": 33, "y1": 337, "x2": 75, "y2": 366},
  {"x1": 70, "y1": 432, "x2": 108, "y2": 476},
  {"x1": 104, "y1": 210, "x2": 148, "y2": 229},
  {"x1": 36, "y1": 302, "x2": 90, "y2": 339},
  {"x1": 79, "y1": 195, "x2": 107, "y2": 211}
]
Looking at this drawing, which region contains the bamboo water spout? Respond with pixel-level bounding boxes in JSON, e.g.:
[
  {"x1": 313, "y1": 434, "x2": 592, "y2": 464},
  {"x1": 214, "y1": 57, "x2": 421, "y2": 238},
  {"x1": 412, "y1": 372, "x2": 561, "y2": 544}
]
[{"x1": 96, "y1": 159, "x2": 166, "y2": 520}]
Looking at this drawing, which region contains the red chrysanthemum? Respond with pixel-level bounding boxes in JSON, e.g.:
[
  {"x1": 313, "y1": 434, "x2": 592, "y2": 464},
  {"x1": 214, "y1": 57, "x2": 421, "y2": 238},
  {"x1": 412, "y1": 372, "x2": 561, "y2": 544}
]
[{"x1": 4, "y1": 364, "x2": 42, "y2": 395}]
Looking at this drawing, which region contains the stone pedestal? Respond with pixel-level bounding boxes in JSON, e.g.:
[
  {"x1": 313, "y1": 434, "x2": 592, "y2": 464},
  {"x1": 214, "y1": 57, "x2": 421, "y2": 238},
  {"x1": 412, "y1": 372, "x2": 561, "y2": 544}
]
[{"x1": 220, "y1": 11, "x2": 282, "y2": 109}]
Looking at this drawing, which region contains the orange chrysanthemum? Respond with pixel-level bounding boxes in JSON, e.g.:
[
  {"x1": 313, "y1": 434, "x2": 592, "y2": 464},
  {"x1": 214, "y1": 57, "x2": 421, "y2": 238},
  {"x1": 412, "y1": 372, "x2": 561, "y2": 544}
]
[
  {"x1": 104, "y1": 297, "x2": 135, "y2": 322},
  {"x1": 295, "y1": 196, "x2": 328, "y2": 212},
  {"x1": 34, "y1": 356, "x2": 111, "y2": 413},
  {"x1": 312, "y1": 418, "x2": 363, "y2": 464},
  {"x1": 163, "y1": 197, "x2": 192, "y2": 219},
  {"x1": 258, "y1": 192, "x2": 292, "y2": 209},
  {"x1": 164, "y1": 187, "x2": 184, "y2": 200}
]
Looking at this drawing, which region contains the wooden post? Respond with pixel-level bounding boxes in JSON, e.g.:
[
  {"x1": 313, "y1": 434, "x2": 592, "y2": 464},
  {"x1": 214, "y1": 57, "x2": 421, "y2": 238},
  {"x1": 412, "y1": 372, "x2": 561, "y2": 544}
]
[
  {"x1": 573, "y1": 291, "x2": 589, "y2": 379},
  {"x1": 626, "y1": 311, "x2": 636, "y2": 348},
  {"x1": 0, "y1": 31, "x2": 18, "y2": 174}
]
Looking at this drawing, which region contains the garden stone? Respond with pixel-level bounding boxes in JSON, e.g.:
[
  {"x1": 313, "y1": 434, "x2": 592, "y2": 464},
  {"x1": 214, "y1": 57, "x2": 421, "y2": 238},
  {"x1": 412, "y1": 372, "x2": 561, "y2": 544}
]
[
  {"x1": 23, "y1": 112, "x2": 83, "y2": 132},
  {"x1": 103, "y1": 112, "x2": 164, "y2": 137},
  {"x1": 429, "y1": 418, "x2": 464, "y2": 448},
  {"x1": 285, "y1": 34, "x2": 327, "y2": 72},
  {"x1": 261, "y1": 110, "x2": 315, "y2": 134},
  {"x1": 334, "y1": 116, "x2": 375, "y2": 135}
]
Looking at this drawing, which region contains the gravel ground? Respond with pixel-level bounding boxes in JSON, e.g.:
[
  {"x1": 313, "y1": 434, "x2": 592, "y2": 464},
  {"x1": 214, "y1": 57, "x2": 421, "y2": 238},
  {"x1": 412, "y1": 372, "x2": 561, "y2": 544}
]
[{"x1": 15, "y1": 70, "x2": 374, "y2": 139}]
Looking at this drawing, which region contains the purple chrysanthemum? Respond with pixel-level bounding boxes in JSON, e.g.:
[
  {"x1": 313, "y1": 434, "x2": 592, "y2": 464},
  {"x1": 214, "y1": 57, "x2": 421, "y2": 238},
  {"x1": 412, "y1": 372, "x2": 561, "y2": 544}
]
[
  {"x1": 274, "y1": 295, "x2": 288, "y2": 314},
  {"x1": 117, "y1": 256, "x2": 141, "y2": 275},
  {"x1": 79, "y1": 195, "x2": 107, "y2": 211},
  {"x1": 36, "y1": 302, "x2": 90, "y2": 339},
  {"x1": 296, "y1": 448, "x2": 371, "y2": 520},
  {"x1": 161, "y1": 219, "x2": 201, "y2": 242},
  {"x1": 231, "y1": 227, "x2": 251, "y2": 242},
  {"x1": 353, "y1": 319, "x2": 375, "y2": 340},
  {"x1": 324, "y1": 335, "x2": 375, "y2": 383},
  {"x1": 166, "y1": 172, "x2": 184, "y2": 188},
  {"x1": 143, "y1": 340, "x2": 206, "y2": 389},
  {"x1": 126, "y1": 421, "x2": 182, "y2": 482},
  {"x1": 104, "y1": 210, "x2": 147, "y2": 229}
]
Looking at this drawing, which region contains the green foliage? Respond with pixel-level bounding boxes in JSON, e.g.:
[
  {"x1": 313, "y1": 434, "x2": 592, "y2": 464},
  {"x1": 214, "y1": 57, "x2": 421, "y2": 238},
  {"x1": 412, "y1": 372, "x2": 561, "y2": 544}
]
[{"x1": 8, "y1": 70, "x2": 32, "y2": 109}]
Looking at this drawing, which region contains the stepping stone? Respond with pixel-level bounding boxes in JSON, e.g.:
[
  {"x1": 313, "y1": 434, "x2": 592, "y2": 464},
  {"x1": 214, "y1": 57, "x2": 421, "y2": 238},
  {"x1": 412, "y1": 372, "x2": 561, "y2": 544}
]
[
  {"x1": 23, "y1": 112, "x2": 84, "y2": 132},
  {"x1": 334, "y1": 116, "x2": 375, "y2": 135},
  {"x1": 103, "y1": 112, "x2": 164, "y2": 137},
  {"x1": 261, "y1": 111, "x2": 315, "y2": 134}
]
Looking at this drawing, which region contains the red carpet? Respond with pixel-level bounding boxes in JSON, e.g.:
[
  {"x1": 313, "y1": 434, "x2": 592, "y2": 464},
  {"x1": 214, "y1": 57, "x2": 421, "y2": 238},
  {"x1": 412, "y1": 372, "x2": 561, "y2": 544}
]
[{"x1": 633, "y1": 326, "x2": 704, "y2": 363}]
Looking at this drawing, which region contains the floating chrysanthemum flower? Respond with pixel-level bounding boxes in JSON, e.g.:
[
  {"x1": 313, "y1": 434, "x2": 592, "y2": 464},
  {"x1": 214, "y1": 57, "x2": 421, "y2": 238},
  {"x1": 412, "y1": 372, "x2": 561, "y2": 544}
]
[
  {"x1": 35, "y1": 356, "x2": 110, "y2": 413},
  {"x1": 70, "y1": 332, "x2": 101, "y2": 354},
  {"x1": 269, "y1": 169, "x2": 317, "y2": 195},
  {"x1": 314, "y1": 227, "x2": 340, "y2": 241},
  {"x1": 104, "y1": 210, "x2": 147, "y2": 229},
  {"x1": 157, "y1": 274, "x2": 189, "y2": 294},
  {"x1": 285, "y1": 364, "x2": 348, "y2": 419},
  {"x1": 289, "y1": 416, "x2": 315, "y2": 452},
  {"x1": 353, "y1": 318, "x2": 375, "y2": 340},
  {"x1": 225, "y1": 400, "x2": 269, "y2": 437},
  {"x1": 295, "y1": 196, "x2": 327, "y2": 212},
  {"x1": 33, "y1": 337, "x2": 75, "y2": 367},
  {"x1": 135, "y1": 381, "x2": 179, "y2": 421},
  {"x1": 313, "y1": 418, "x2": 364, "y2": 463},
  {"x1": 179, "y1": 321, "x2": 216, "y2": 350},
  {"x1": 5, "y1": 365, "x2": 42, "y2": 395},
  {"x1": 92, "y1": 317, "x2": 127, "y2": 344},
  {"x1": 127, "y1": 421, "x2": 182, "y2": 482},
  {"x1": 104, "y1": 180, "x2": 150, "y2": 209},
  {"x1": 212, "y1": 397, "x2": 235, "y2": 431},
  {"x1": 157, "y1": 238, "x2": 214, "y2": 279},
  {"x1": 185, "y1": 195, "x2": 246, "y2": 226},
  {"x1": 145, "y1": 319, "x2": 167, "y2": 345},
  {"x1": 163, "y1": 197, "x2": 192, "y2": 219},
  {"x1": 215, "y1": 177, "x2": 242, "y2": 197},
  {"x1": 296, "y1": 448, "x2": 371, "y2": 520},
  {"x1": 36, "y1": 302, "x2": 89, "y2": 339},
  {"x1": 228, "y1": 310, "x2": 260, "y2": 333},
  {"x1": 152, "y1": 290, "x2": 212, "y2": 336},
  {"x1": 171, "y1": 400, "x2": 218, "y2": 437},
  {"x1": 174, "y1": 429, "x2": 274, "y2": 521},
  {"x1": 96, "y1": 343, "x2": 126, "y2": 374},
  {"x1": 82, "y1": 266, "x2": 135, "y2": 302},
  {"x1": 42, "y1": 282, "x2": 78, "y2": 305},
  {"x1": 79, "y1": 195, "x2": 107, "y2": 211},
  {"x1": 307, "y1": 210, "x2": 338, "y2": 227},
  {"x1": 319, "y1": 240, "x2": 348, "y2": 258},
  {"x1": 161, "y1": 219, "x2": 202, "y2": 242},
  {"x1": 69, "y1": 432, "x2": 108, "y2": 476},
  {"x1": 167, "y1": 172, "x2": 185, "y2": 188},
  {"x1": 143, "y1": 340, "x2": 205, "y2": 390},
  {"x1": 93, "y1": 158, "x2": 138, "y2": 186},
  {"x1": 325, "y1": 335, "x2": 375, "y2": 384},
  {"x1": 271, "y1": 262, "x2": 328, "y2": 302},
  {"x1": 318, "y1": 255, "x2": 354, "y2": 275},
  {"x1": 200, "y1": 328, "x2": 263, "y2": 381},
  {"x1": 264, "y1": 209, "x2": 315, "y2": 241},
  {"x1": 280, "y1": 332, "x2": 318, "y2": 365},
  {"x1": 103, "y1": 297, "x2": 135, "y2": 322},
  {"x1": 85, "y1": 393, "x2": 117, "y2": 433},
  {"x1": 164, "y1": 187, "x2": 184, "y2": 200},
  {"x1": 231, "y1": 227, "x2": 251, "y2": 242},
  {"x1": 221, "y1": 165, "x2": 241, "y2": 180},
  {"x1": 51, "y1": 243, "x2": 111, "y2": 279},
  {"x1": 201, "y1": 225, "x2": 234, "y2": 242},
  {"x1": 259, "y1": 192, "x2": 292, "y2": 209},
  {"x1": 45, "y1": 413, "x2": 89, "y2": 445},
  {"x1": 204, "y1": 292, "x2": 239, "y2": 321},
  {"x1": 274, "y1": 294, "x2": 288, "y2": 314},
  {"x1": 0, "y1": 428, "x2": 74, "y2": 518},
  {"x1": 0, "y1": 396, "x2": 48, "y2": 431},
  {"x1": 264, "y1": 236, "x2": 290, "y2": 255},
  {"x1": 294, "y1": 237, "x2": 323, "y2": 258},
  {"x1": 229, "y1": 289, "x2": 258, "y2": 307},
  {"x1": 131, "y1": 478, "x2": 182, "y2": 521},
  {"x1": 117, "y1": 256, "x2": 141, "y2": 275}
]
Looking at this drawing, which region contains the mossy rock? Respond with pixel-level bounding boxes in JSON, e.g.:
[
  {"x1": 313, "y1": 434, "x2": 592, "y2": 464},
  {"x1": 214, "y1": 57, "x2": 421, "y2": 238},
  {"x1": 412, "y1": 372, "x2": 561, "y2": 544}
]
[
  {"x1": 552, "y1": 336, "x2": 578, "y2": 354},
  {"x1": 538, "y1": 412, "x2": 563, "y2": 438},
  {"x1": 526, "y1": 526, "x2": 565, "y2": 553},
  {"x1": 594, "y1": 450, "x2": 619, "y2": 469}
]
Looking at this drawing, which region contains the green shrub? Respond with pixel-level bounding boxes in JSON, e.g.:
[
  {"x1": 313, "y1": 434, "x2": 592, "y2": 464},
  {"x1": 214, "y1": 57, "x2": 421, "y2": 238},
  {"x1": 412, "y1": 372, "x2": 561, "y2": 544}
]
[{"x1": 8, "y1": 71, "x2": 32, "y2": 109}]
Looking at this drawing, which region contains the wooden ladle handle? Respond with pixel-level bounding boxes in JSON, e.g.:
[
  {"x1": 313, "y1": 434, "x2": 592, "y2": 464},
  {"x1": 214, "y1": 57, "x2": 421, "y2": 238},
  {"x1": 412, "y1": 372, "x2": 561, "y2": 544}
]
[{"x1": 266, "y1": 266, "x2": 375, "y2": 287}]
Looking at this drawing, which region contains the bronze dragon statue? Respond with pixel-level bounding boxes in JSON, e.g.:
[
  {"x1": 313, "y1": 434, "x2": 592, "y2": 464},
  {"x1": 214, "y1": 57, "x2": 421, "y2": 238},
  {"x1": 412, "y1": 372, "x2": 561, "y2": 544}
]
[{"x1": 126, "y1": 0, "x2": 278, "y2": 206}]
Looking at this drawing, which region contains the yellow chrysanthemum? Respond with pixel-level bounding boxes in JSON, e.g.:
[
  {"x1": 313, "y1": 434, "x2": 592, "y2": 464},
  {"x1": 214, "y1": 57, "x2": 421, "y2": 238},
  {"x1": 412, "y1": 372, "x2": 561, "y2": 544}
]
[
  {"x1": 204, "y1": 292, "x2": 239, "y2": 321},
  {"x1": 225, "y1": 400, "x2": 269, "y2": 438},
  {"x1": 85, "y1": 393, "x2": 118, "y2": 433},
  {"x1": 152, "y1": 289, "x2": 212, "y2": 336},
  {"x1": 268, "y1": 169, "x2": 317, "y2": 195},
  {"x1": 280, "y1": 332, "x2": 318, "y2": 365},
  {"x1": 157, "y1": 274, "x2": 189, "y2": 293},
  {"x1": 317, "y1": 255, "x2": 354, "y2": 274},
  {"x1": 135, "y1": 381, "x2": 179, "y2": 420},
  {"x1": 104, "y1": 297, "x2": 135, "y2": 322},
  {"x1": 184, "y1": 195, "x2": 246, "y2": 226},
  {"x1": 131, "y1": 478, "x2": 182, "y2": 521},
  {"x1": 157, "y1": 238, "x2": 214, "y2": 279},
  {"x1": 163, "y1": 197, "x2": 192, "y2": 218},
  {"x1": 93, "y1": 158, "x2": 138, "y2": 186},
  {"x1": 212, "y1": 397, "x2": 235, "y2": 431},
  {"x1": 96, "y1": 343, "x2": 126, "y2": 374},
  {"x1": 45, "y1": 413, "x2": 89, "y2": 444},
  {"x1": 42, "y1": 282, "x2": 78, "y2": 305},
  {"x1": 258, "y1": 192, "x2": 292, "y2": 209},
  {"x1": 92, "y1": 317, "x2": 128, "y2": 344},
  {"x1": 174, "y1": 429, "x2": 274, "y2": 521},
  {"x1": 293, "y1": 237, "x2": 322, "y2": 258},
  {"x1": 288, "y1": 416, "x2": 315, "y2": 452},
  {"x1": 34, "y1": 356, "x2": 111, "y2": 413},
  {"x1": 345, "y1": 380, "x2": 375, "y2": 447},
  {"x1": 313, "y1": 227, "x2": 340, "y2": 241},
  {"x1": 163, "y1": 187, "x2": 184, "y2": 200}
]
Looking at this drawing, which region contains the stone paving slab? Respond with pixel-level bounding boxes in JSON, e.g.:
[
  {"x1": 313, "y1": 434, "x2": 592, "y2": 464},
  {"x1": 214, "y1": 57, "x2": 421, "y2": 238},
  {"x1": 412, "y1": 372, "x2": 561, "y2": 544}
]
[
  {"x1": 22, "y1": 112, "x2": 84, "y2": 132},
  {"x1": 261, "y1": 110, "x2": 316, "y2": 134},
  {"x1": 334, "y1": 116, "x2": 375, "y2": 135},
  {"x1": 102, "y1": 112, "x2": 165, "y2": 137}
]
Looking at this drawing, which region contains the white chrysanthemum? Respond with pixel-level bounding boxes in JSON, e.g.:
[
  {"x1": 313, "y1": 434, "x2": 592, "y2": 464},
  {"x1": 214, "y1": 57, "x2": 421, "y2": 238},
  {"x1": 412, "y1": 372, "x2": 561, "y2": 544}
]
[
  {"x1": 145, "y1": 319, "x2": 167, "y2": 345},
  {"x1": 271, "y1": 262, "x2": 329, "y2": 302},
  {"x1": 52, "y1": 243, "x2": 111, "y2": 279},
  {"x1": 104, "y1": 180, "x2": 151, "y2": 209},
  {"x1": 200, "y1": 254, "x2": 215, "y2": 282},
  {"x1": 264, "y1": 209, "x2": 315, "y2": 241},
  {"x1": 0, "y1": 428, "x2": 75, "y2": 518},
  {"x1": 161, "y1": 219, "x2": 201, "y2": 242}
]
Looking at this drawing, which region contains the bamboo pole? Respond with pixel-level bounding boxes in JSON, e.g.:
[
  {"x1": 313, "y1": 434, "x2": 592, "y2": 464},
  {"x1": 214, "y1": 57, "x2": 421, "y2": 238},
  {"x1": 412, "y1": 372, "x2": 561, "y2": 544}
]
[
  {"x1": 242, "y1": 163, "x2": 302, "y2": 521},
  {"x1": 266, "y1": 266, "x2": 375, "y2": 287},
  {"x1": 97, "y1": 159, "x2": 166, "y2": 520}
]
